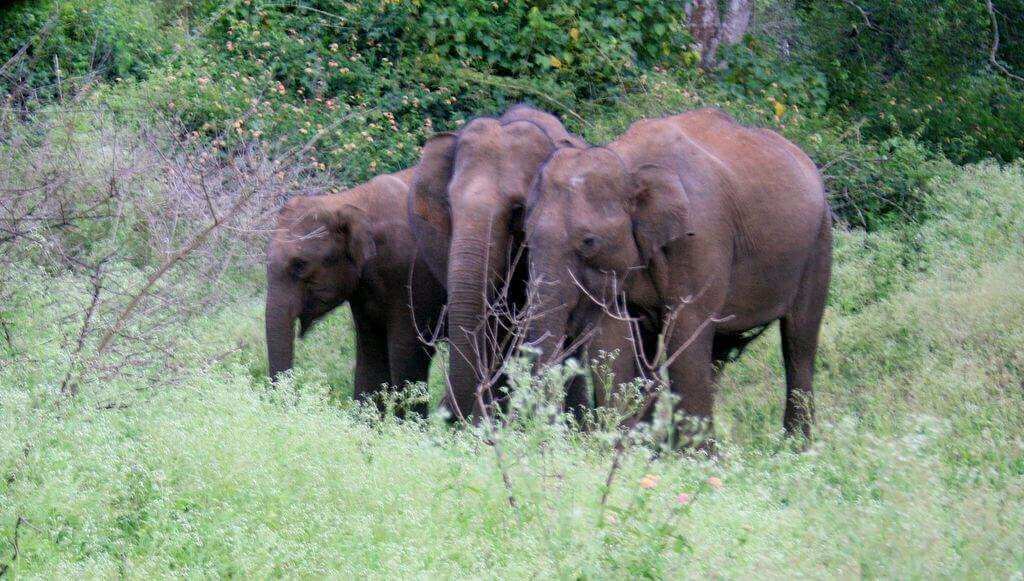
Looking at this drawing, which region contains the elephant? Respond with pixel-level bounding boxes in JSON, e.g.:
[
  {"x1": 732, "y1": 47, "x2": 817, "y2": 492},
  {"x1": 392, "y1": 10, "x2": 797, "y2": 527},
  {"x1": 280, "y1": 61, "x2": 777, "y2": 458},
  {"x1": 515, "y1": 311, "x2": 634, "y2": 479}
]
[
  {"x1": 266, "y1": 170, "x2": 446, "y2": 417},
  {"x1": 523, "y1": 108, "x2": 833, "y2": 450},
  {"x1": 408, "y1": 104, "x2": 596, "y2": 420}
]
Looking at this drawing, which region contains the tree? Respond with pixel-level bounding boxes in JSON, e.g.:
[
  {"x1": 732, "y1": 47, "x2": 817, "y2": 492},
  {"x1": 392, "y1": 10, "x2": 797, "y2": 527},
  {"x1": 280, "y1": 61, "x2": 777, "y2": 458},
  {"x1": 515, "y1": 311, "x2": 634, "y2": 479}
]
[{"x1": 688, "y1": 0, "x2": 754, "y2": 69}]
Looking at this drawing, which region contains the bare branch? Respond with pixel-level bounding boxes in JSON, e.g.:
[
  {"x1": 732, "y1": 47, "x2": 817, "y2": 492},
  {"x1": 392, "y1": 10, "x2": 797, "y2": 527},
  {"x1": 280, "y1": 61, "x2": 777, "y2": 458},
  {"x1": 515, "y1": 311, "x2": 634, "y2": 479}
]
[
  {"x1": 986, "y1": 0, "x2": 1024, "y2": 83},
  {"x1": 841, "y1": 0, "x2": 877, "y2": 30}
]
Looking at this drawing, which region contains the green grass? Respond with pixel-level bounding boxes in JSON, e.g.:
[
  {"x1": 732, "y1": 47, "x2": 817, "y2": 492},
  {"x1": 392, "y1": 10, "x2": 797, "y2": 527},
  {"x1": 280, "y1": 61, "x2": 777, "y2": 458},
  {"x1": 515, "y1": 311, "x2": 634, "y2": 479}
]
[{"x1": 2, "y1": 163, "x2": 1023, "y2": 577}]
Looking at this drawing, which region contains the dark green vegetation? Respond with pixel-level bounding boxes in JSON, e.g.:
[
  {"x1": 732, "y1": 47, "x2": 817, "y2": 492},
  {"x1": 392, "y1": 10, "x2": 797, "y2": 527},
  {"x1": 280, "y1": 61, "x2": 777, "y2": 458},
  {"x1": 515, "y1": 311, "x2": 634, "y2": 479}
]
[
  {"x1": 4, "y1": 0, "x2": 1022, "y2": 226},
  {"x1": 1, "y1": 0, "x2": 1022, "y2": 576}
]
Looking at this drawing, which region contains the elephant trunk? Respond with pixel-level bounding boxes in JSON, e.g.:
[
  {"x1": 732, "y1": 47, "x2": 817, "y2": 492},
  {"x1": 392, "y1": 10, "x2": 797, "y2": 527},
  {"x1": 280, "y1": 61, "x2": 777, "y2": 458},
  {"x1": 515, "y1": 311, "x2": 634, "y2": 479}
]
[
  {"x1": 445, "y1": 209, "x2": 511, "y2": 420},
  {"x1": 525, "y1": 246, "x2": 578, "y2": 369},
  {"x1": 266, "y1": 279, "x2": 299, "y2": 380}
]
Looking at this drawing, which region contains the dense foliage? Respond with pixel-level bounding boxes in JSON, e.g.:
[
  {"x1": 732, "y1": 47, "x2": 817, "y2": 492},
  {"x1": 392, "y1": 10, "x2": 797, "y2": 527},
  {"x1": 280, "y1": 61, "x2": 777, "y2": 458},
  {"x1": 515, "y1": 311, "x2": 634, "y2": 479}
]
[
  {"x1": 798, "y1": 0, "x2": 1024, "y2": 162},
  {"x1": 3, "y1": 0, "x2": 1022, "y2": 225}
]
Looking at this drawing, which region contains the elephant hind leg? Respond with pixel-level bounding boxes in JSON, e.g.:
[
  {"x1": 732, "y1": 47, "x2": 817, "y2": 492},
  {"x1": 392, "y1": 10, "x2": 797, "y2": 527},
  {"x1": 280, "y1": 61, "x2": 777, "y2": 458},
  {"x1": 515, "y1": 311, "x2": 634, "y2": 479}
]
[
  {"x1": 386, "y1": 316, "x2": 435, "y2": 419},
  {"x1": 564, "y1": 375, "x2": 590, "y2": 424},
  {"x1": 779, "y1": 220, "x2": 832, "y2": 442},
  {"x1": 353, "y1": 322, "x2": 391, "y2": 408}
]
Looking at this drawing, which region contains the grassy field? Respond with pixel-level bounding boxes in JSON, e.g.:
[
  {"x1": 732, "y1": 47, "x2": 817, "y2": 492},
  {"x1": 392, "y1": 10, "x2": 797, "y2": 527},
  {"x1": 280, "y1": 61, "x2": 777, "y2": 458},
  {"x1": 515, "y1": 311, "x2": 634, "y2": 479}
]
[{"x1": 2, "y1": 161, "x2": 1022, "y2": 577}]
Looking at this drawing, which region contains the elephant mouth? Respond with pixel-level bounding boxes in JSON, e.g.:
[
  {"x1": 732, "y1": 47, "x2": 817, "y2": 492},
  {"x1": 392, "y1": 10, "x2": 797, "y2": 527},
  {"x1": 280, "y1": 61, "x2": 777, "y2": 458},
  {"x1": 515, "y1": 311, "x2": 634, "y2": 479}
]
[
  {"x1": 298, "y1": 308, "x2": 324, "y2": 338},
  {"x1": 298, "y1": 312, "x2": 315, "y2": 338},
  {"x1": 298, "y1": 295, "x2": 344, "y2": 338}
]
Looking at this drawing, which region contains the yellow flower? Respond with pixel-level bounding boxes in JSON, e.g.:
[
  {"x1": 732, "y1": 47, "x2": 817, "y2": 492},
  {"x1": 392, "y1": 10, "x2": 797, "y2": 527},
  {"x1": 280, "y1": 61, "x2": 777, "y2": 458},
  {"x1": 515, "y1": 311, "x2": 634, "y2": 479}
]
[
  {"x1": 773, "y1": 100, "x2": 786, "y2": 120},
  {"x1": 549, "y1": 55, "x2": 563, "y2": 69}
]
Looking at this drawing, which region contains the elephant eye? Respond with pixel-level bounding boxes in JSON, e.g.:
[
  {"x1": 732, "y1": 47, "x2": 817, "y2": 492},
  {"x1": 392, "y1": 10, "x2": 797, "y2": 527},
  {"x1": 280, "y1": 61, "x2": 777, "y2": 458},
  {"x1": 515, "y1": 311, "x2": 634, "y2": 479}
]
[
  {"x1": 288, "y1": 257, "x2": 308, "y2": 280},
  {"x1": 575, "y1": 233, "x2": 601, "y2": 259}
]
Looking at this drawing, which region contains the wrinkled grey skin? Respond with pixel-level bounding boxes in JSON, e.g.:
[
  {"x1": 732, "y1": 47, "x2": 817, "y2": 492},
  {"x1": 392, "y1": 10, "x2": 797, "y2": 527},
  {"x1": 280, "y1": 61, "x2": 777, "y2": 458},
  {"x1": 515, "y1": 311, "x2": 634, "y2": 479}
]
[
  {"x1": 266, "y1": 170, "x2": 445, "y2": 417},
  {"x1": 524, "y1": 108, "x2": 833, "y2": 450},
  {"x1": 407, "y1": 104, "x2": 589, "y2": 420}
]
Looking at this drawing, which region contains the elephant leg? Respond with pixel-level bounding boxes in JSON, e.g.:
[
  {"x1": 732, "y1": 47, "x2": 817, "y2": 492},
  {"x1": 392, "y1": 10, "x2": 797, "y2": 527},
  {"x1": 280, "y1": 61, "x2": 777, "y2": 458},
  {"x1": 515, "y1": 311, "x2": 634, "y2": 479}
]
[
  {"x1": 386, "y1": 315, "x2": 434, "y2": 419},
  {"x1": 353, "y1": 319, "x2": 391, "y2": 408},
  {"x1": 588, "y1": 315, "x2": 639, "y2": 411},
  {"x1": 564, "y1": 374, "x2": 590, "y2": 423},
  {"x1": 665, "y1": 313, "x2": 717, "y2": 454},
  {"x1": 780, "y1": 242, "x2": 831, "y2": 442}
]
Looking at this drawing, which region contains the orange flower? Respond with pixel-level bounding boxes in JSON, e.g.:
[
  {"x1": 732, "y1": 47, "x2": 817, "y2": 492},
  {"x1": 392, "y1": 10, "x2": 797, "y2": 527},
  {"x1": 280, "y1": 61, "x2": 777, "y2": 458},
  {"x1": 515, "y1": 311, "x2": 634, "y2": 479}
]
[
  {"x1": 707, "y1": 476, "x2": 723, "y2": 490},
  {"x1": 676, "y1": 492, "x2": 692, "y2": 506},
  {"x1": 639, "y1": 474, "x2": 660, "y2": 490}
]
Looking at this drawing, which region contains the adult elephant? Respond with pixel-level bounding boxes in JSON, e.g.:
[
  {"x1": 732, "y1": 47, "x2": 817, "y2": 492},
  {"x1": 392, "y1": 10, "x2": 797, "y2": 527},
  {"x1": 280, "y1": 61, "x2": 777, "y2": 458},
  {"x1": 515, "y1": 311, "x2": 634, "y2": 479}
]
[
  {"x1": 524, "y1": 109, "x2": 832, "y2": 450},
  {"x1": 266, "y1": 170, "x2": 445, "y2": 417},
  {"x1": 407, "y1": 104, "x2": 590, "y2": 420}
]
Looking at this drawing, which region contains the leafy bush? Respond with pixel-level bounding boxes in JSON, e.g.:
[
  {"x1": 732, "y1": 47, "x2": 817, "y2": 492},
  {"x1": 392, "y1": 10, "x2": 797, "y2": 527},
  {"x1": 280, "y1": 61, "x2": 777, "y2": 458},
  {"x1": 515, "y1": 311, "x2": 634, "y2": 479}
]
[
  {"x1": 82, "y1": 0, "x2": 697, "y2": 185},
  {"x1": 797, "y1": 0, "x2": 1024, "y2": 162},
  {"x1": 717, "y1": 35, "x2": 828, "y2": 116},
  {"x1": 0, "y1": 0, "x2": 171, "y2": 101}
]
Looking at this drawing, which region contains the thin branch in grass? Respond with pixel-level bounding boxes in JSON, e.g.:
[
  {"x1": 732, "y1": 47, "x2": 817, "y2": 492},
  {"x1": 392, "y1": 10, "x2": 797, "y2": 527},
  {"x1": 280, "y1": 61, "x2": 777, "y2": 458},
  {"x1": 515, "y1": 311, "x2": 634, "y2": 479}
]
[
  {"x1": 841, "y1": 0, "x2": 877, "y2": 31},
  {"x1": 59, "y1": 255, "x2": 112, "y2": 396},
  {"x1": 0, "y1": 516, "x2": 24, "y2": 579}
]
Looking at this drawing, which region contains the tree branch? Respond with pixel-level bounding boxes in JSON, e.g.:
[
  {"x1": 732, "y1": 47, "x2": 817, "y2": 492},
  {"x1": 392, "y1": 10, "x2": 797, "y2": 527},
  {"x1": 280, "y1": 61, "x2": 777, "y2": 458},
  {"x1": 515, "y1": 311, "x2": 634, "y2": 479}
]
[{"x1": 986, "y1": 0, "x2": 1024, "y2": 83}]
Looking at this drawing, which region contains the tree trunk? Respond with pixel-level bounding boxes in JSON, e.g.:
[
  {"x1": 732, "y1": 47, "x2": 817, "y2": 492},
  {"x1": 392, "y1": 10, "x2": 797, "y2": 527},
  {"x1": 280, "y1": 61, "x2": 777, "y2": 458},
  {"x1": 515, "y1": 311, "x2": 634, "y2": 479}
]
[
  {"x1": 688, "y1": 0, "x2": 753, "y2": 69},
  {"x1": 721, "y1": 0, "x2": 754, "y2": 45},
  {"x1": 689, "y1": 0, "x2": 722, "y2": 69}
]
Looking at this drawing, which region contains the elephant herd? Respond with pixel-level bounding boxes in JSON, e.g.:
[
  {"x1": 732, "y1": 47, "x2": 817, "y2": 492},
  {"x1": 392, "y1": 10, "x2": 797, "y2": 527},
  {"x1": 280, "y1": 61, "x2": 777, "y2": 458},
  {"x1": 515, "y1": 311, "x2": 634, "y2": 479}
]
[{"x1": 265, "y1": 105, "x2": 832, "y2": 451}]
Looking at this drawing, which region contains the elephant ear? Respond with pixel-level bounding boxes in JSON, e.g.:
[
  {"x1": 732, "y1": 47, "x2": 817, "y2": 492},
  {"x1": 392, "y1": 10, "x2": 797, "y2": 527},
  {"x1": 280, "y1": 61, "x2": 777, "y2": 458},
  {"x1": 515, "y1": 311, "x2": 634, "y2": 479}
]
[
  {"x1": 409, "y1": 132, "x2": 457, "y2": 284},
  {"x1": 631, "y1": 164, "x2": 693, "y2": 299},
  {"x1": 332, "y1": 204, "x2": 377, "y2": 267}
]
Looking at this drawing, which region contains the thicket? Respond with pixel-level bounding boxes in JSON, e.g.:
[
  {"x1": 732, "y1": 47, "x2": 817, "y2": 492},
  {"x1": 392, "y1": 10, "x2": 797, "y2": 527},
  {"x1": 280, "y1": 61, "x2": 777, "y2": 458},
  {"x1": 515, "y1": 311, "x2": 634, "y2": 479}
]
[{"x1": 4, "y1": 0, "x2": 1022, "y2": 228}]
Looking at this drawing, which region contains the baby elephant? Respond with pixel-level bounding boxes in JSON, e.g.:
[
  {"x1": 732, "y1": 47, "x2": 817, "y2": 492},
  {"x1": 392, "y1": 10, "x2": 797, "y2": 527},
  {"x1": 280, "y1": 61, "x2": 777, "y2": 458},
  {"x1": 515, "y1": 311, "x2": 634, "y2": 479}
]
[{"x1": 265, "y1": 170, "x2": 445, "y2": 416}]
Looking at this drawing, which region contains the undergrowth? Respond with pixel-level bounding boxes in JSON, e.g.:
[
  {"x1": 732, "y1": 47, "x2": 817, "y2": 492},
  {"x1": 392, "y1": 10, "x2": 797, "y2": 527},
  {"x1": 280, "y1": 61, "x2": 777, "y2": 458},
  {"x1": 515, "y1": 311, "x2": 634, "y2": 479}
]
[{"x1": 1, "y1": 163, "x2": 1022, "y2": 577}]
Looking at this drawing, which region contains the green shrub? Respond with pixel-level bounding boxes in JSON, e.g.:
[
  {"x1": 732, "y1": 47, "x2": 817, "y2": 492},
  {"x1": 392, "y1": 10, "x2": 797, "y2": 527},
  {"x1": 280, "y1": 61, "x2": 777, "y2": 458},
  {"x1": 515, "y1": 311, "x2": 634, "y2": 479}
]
[
  {"x1": 717, "y1": 35, "x2": 828, "y2": 117},
  {"x1": 0, "y1": 0, "x2": 171, "y2": 101},
  {"x1": 797, "y1": 0, "x2": 1024, "y2": 162},
  {"x1": 88, "y1": 0, "x2": 698, "y2": 186}
]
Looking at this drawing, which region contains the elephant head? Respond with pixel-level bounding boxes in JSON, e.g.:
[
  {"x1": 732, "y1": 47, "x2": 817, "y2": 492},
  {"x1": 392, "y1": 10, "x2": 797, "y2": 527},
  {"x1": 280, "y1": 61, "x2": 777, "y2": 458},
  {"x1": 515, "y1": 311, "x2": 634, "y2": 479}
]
[
  {"x1": 266, "y1": 197, "x2": 377, "y2": 379},
  {"x1": 408, "y1": 106, "x2": 580, "y2": 418},
  {"x1": 524, "y1": 147, "x2": 692, "y2": 364}
]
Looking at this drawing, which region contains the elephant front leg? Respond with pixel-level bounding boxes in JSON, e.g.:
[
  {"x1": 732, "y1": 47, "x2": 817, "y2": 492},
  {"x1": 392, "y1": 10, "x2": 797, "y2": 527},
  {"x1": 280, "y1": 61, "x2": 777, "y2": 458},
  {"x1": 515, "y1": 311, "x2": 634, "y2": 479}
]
[
  {"x1": 663, "y1": 313, "x2": 717, "y2": 454},
  {"x1": 587, "y1": 314, "x2": 641, "y2": 412}
]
